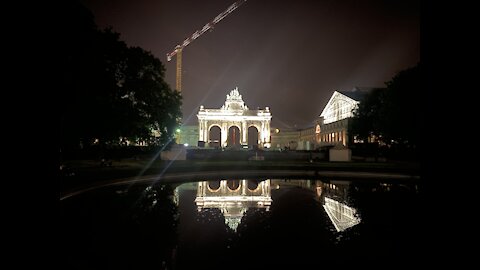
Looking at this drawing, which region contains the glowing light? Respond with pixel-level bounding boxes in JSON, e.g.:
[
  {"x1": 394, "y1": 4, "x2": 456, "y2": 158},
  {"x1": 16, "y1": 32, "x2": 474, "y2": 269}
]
[
  {"x1": 176, "y1": 128, "x2": 181, "y2": 133},
  {"x1": 320, "y1": 91, "x2": 359, "y2": 124},
  {"x1": 184, "y1": 143, "x2": 189, "y2": 147},
  {"x1": 197, "y1": 87, "x2": 272, "y2": 148},
  {"x1": 323, "y1": 197, "x2": 361, "y2": 232},
  {"x1": 195, "y1": 180, "x2": 272, "y2": 232}
]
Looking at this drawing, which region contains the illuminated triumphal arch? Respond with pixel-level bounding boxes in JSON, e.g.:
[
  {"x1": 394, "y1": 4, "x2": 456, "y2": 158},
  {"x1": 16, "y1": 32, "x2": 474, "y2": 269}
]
[{"x1": 197, "y1": 87, "x2": 272, "y2": 148}]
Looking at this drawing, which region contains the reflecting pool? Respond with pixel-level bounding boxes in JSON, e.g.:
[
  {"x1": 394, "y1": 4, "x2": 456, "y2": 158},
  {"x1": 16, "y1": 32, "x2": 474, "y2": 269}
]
[{"x1": 60, "y1": 179, "x2": 423, "y2": 268}]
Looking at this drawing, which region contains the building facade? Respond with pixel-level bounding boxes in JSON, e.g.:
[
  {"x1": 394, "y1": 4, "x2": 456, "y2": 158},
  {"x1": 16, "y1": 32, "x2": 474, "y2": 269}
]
[
  {"x1": 270, "y1": 128, "x2": 301, "y2": 150},
  {"x1": 197, "y1": 87, "x2": 272, "y2": 148},
  {"x1": 317, "y1": 87, "x2": 381, "y2": 147},
  {"x1": 271, "y1": 87, "x2": 378, "y2": 150}
]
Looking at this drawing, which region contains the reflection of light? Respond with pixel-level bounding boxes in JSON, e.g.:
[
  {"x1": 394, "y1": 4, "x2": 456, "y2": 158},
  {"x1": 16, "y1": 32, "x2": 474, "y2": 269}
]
[
  {"x1": 173, "y1": 187, "x2": 179, "y2": 206},
  {"x1": 323, "y1": 197, "x2": 361, "y2": 232},
  {"x1": 195, "y1": 180, "x2": 272, "y2": 232},
  {"x1": 184, "y1": 143, "x2": 189, "y2": 147}
]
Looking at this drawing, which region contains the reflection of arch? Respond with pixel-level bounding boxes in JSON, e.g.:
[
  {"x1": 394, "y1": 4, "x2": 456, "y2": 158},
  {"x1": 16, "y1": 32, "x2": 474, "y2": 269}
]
[
  {"x1": 248, "y1": 126, "x2": 259, "y2": 147},
  {"x1": 227, "y1": 180, "x2": 240, "y2": 191},
  {"x1": 228, "y1": 126, "x2": 241, "y2": 147},
  {"x1": 207, "y1": 180, "x2": 221, "y2": 192},
  {"x1": 195, "y1": 179, "x2": 273, "y2": 232},
  {"x1": 209, "y1": 126, "x2": 221, "y2": 148},
  {"x1": 247, "y1": 180, "x2": 259, "y2": 191}
]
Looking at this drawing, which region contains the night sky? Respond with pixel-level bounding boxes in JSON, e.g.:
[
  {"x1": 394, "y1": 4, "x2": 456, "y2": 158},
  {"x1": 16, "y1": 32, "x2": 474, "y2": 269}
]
[{"x1": 81, "y1": 0, "x2": 419, "y2": 129}]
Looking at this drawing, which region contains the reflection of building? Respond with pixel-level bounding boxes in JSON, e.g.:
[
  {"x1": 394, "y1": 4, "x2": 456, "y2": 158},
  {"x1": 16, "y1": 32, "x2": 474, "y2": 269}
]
[
  {"x1": 318, "y1": 181, "x2": 361, "y2": 232},
  {"x1": 195, "y1": 180, "x2": 272, "y2": 231},
  {"x1": 197, "y1": 87, "x2": 272, "y2": 148},
  {"x1": 323, "y1": 197, "x2": 361, "y2": 232},
  {"x1": 272, "y1": 179, "x2": 361, "y2": 232}
]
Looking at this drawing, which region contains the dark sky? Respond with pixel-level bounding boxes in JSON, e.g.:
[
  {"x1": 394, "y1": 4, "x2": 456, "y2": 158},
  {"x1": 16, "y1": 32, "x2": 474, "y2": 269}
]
[{"x1": 81, "y1": 0, "x2": 419, "y2": 128}]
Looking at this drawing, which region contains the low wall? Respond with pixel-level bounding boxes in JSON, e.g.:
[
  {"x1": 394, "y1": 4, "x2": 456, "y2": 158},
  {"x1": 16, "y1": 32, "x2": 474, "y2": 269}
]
[
  {"x1": 187, "y1": 149, "x2": 326, "y2": 161},
  {"x1": 329, "y1": 148, "x2": 351, "y2": 162}
]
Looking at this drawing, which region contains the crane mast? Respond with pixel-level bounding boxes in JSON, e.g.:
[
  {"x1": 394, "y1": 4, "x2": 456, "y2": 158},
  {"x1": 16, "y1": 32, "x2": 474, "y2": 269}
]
[{"x1": 167, "y1": 0, "x2": 247, "y2": 92}]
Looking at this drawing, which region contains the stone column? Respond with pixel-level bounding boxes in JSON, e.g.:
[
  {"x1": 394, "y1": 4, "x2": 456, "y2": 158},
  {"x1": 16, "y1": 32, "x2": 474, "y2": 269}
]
[
  {"x1": 221, "y1": 123, "x2": 228, "y2": 147},
  {"x1": 260, "y1": 121, "x2": 265, "y2": 145},
  {"x1": 242, "y1": 121, "x2": 247, "y2": 145},
  {"x1": 265, "y1": 180, "x2": 271, "y2": 196},
  {"x1": 241, "y1": 180, "x2": 247, "y2": 195},
  {"x1": 197, "y1": 182, "x2": 204, "y2": 196},
  {"x1": 265, "y1": 121, "x2": 271, "y2": 143},
  {"x1": 198, "y1": 120, "x2": 204, "y2": 142},
  {"x1": 220, "y1": 180, "x2": 227, "y2": 193},
  {"x1": 204, "y1": 121, "x2": 209, "y2": 146}
]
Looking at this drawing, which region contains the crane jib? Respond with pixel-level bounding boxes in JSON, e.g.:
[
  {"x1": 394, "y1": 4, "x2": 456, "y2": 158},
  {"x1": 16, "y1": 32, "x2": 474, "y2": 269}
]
[{"x1": 165, "y1": 0, "x2": 247, "y2": 89}]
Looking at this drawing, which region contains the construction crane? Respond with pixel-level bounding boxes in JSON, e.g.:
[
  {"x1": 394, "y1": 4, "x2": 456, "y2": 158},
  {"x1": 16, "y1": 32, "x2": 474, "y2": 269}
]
[{"x1": 166, "y1": 0, "x2": 247, "y2": 92}]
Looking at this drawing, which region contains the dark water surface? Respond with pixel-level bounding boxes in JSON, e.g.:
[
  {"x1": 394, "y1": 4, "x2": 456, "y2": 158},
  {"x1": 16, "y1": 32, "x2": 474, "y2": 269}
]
[{"x1": 61, "y1": 179, "x2": 423, "y2": 269}]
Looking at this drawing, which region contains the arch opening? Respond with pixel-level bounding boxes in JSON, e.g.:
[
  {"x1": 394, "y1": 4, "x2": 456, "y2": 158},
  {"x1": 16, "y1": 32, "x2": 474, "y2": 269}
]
[
  {"x1": 228, "y1": 126, "x2": 241, "y2": 148},
  {"x1": 208, "y1": 180, "x2": 221, "y2": 191},
  {"x1": 209, "y1": 126, "x2": 221, "y2": 148},
  {"x1": 226, "y1": 180, "x2": 240, "y2": 191},
  {"x1": 248, "y1": 126, "x2": 259, "y2": 148}
]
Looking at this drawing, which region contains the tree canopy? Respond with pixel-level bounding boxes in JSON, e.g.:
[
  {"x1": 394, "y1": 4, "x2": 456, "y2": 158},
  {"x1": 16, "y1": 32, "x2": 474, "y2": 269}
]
[
  {"x1": 351, "y1": 64, "x2": 421, "y2": 150},
  {"x1": 60, "y1": 2, "x2": 181, "y2": 152}
]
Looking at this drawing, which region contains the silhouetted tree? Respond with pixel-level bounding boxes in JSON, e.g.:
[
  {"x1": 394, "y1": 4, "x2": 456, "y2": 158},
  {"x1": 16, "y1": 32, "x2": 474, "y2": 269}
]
[
  {"x1": 351, "y1": 64, "x2": 421, "y2": 151},
  {"x1": 350, "y1": 88, "x2": 386, "y2": 142},
  {"x1": 60, "y1": 1, "x2": 181, "y2": 152},
  {"x1": 383, "y1": 63, "x2": 421, "y2": 147}
]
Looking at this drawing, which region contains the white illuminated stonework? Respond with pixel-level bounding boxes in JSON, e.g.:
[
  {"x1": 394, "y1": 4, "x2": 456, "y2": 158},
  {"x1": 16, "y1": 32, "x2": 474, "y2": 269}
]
[
  {"x1": 195, "y1": 180, "x2": 272, "y2": 232},
  {"x1": 320, "y1": 91, "x2": 359, "y2": 124},
  {"x1": 323, "y1": 197, "x2": 361, "y2": 232},
  {"x1": 197, "y1": 87, "x2": 272, "y2": 148}
]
